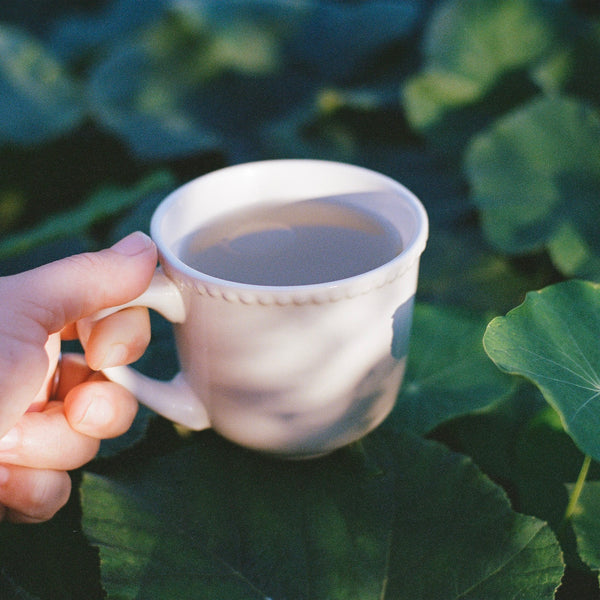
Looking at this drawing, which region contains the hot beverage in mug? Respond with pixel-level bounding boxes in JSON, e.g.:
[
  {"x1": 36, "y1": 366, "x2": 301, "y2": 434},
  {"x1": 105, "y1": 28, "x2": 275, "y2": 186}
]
[{"x1": 179, "y1": 198, "x2": 403, "y2": 286}]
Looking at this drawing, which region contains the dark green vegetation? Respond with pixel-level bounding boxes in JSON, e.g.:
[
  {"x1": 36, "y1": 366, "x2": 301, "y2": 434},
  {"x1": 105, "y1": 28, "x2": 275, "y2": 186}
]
[{"x1": 1, "y1": 1, "x2": 600, "y2": 598}]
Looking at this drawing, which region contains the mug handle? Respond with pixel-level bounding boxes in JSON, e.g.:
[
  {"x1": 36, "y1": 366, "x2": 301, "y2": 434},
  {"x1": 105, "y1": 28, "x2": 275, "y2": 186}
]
[{"x1": 90, "y1": 270, "x2": 211, "y2": 430}]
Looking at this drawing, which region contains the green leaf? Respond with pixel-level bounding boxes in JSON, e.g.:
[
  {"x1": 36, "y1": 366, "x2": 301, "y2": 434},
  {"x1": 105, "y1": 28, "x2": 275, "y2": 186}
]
[
  {"x1": 435, "y1": 384, "x2": 545, "y2": 492},
  {"x1": 387, "y1": 304, "x2": 516, "y2": 435},
  {"x1": 82, "y1": 471, "x2": 266, "y2": 600},
  {"x1": 514, "y1": 406, "x2": 600, "y2": 568},
  {"x1": 418, "y1": 220, "x2": 559, "y2": 314},
  {"x1": 515, "y1": 406, "x2": 585, "y2": 526},
  {"x1": 82, "y1": 431, "x2": 562, "y2": 599},
  {"x1": 532, "y1": 19, "x2": 600, "y2": 107},
  {"x1": 483, "y1": 280, "x2": 600, "y2": 461},
  {"x1": 465, "y1": 95, "x2": 600, "y2": 279},
  {"x1": 0, "y1": 24, "x2": 83, "y2": 145},
  {"x1": 0, "y1": 170, "x2": 175, "y2": 259},
  {"x1": 423, "y1": 0, "x2": 560, "y2": 85},
  {"x1": 403, "y1": 0, "x2": 561, "y2": 149},
  {"x1": 547, "y1": 194, "x2": 600, "y2": 282},
  {"x1": 403, "y1": 69, "x2": 483, "y2": 132},
  {"x1": 568, "y1": 481, "x2": 600, "y2": 572}
]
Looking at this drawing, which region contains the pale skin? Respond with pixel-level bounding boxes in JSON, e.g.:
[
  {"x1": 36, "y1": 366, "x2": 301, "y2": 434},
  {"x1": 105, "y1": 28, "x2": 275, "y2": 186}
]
[{"x1": 0, "y1": 231, "x2": 157, "y2": 523}]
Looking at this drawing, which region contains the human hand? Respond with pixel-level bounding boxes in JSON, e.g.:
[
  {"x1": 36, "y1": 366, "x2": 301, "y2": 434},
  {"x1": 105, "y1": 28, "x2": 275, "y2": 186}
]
[{"x1": 0, "y1": 232, "x2": 157, "y2": 523}]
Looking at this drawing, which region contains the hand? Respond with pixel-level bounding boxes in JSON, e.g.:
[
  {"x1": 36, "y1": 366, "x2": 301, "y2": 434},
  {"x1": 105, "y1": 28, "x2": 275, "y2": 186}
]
[{"x1": 0, "y1": 232, "x2": 157, "y2": 523}]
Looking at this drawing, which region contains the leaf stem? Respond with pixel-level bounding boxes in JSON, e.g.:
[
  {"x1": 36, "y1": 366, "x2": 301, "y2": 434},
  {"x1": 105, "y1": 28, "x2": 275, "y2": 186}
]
[{"x1": 561, "y1": 454, "x2": 592, "y2": 531}]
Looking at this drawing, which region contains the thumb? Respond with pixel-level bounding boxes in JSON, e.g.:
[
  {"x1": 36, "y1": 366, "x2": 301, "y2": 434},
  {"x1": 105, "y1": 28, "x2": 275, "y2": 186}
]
[{"x1": 10, "y1": 232, "x2": 157, "y2": 334}]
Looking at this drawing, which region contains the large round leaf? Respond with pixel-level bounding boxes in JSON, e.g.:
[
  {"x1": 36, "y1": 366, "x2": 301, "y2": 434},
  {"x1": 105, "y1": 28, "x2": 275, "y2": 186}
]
[
  {"x1": 465, "y1": 95, "x2": 600, "y2": 279},
  {"x1": 82, "y1": 430, "x2": 562, "y2": 599},
  {"x1": 403, "y1": 0, "x2": 561, "y2": 149},
  {"x1": 388, "y1": 304, "x2": 515, "y2": 435},
  {"x1": 483, "y1": 280, "x2": 600, "y2": 460},
  {"x1": 0, "y1": 24, "x2": 83, "y2": 145},
  {"x1": 423, "y1": 0, "x2": 559, "y2": 86}
]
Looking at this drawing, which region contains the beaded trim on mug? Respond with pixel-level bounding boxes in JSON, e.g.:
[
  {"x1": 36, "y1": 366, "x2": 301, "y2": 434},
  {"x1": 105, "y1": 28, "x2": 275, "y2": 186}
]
[{"x1": 172, "y1": 256, "x2": 420, "y2": 306}]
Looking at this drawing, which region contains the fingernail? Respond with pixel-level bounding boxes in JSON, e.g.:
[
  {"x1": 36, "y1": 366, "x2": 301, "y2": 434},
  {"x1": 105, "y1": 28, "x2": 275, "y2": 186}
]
[
  {"x1": 0, "y1": 465, "x2": 9, "y2": 485},
  {"x1": 77, "y1": 393, "x2": 114, "y2": 430},
  {"x1": 0, "y1": 427, "x2": 20, "y2": 452},
  {"x1": 99, "y1": 343, "x2": 129, "y2": 370},
  {"x1": 111, "y1": 232, "x2": 154, "y2": 256}
]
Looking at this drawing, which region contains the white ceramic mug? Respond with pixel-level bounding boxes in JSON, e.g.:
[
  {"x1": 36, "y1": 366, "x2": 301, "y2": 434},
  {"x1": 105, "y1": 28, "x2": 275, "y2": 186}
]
[{"x1": 100, "y1": 159, "x2": 428, "y2": 458}]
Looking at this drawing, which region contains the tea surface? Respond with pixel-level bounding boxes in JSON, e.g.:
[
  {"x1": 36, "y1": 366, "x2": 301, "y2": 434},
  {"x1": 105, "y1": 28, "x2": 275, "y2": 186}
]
[{"x1": 179, "y1": 199, "x2": 402, "y2": 286}]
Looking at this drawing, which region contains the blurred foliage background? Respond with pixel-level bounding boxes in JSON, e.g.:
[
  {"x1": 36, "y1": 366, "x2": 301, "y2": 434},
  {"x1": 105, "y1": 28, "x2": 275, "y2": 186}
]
[
  {"x1": 1, "y1": 0, "x2": 599, "y2": 304},
  {"x1": 1, "y1": 1, "x2": 600, "y2": 599}
]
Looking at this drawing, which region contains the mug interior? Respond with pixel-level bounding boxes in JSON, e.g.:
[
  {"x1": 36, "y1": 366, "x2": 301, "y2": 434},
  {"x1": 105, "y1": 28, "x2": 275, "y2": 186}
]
[{"x1": 151, "y1": 159, "x2": 428, "y2": 293}]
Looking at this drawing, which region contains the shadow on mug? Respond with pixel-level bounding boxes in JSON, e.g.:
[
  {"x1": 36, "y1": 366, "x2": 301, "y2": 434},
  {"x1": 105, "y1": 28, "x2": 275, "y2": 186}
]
[{"x1": 247, "y1": 296, "x2": 416, "y2": 460}]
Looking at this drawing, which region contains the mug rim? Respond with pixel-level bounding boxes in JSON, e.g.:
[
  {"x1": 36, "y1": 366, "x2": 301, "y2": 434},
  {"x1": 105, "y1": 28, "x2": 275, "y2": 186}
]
[{"x1": 150, "y1": 159, "x2": 428, "y2": 302}]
